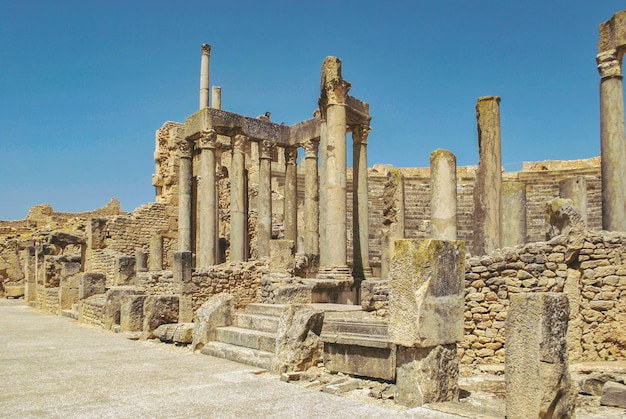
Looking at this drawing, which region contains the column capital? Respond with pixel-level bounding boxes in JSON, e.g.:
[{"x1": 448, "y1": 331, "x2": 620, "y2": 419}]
[
  {"x1": 597, "y1": 49, "x2": 622, "y2": 79},
  {"x1": 198, "y1": 129, "x2": 217, "y2": 149},
  {"x1": 259, "y1": 139, "x2": 275, "y2": 160},
  {"x1": 325, "y1": 78, "x2": 351, "y2": 106},
  {"x1": 202, "y1": 43, "x2": 212, "y2": 55},
  {"x1": 232, "y1": 134, "x2": 247, "y2": 153},
  {"x1": 351, "y1": 124, "x2": 372, "y2": 144},
  {"x1": 285, "y1": 146, "x2": 298, "y2": 165},
  {"x1": 302, "y1": 138, "x2": 319, "y2": 159},
  {"x1": 178, "y1": 138, "x2": 194, "y2": 158}
]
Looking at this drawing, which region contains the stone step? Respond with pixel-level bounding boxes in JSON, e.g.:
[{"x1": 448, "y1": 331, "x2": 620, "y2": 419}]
[
  {"x1": 244, "y1": 303, "x2": 285, "y2": 317},
  {"x1": 200, "y1": 341, "x2": 275, "y2": 371},
  {"x1": 216, "y1": 326, "x2": 276, "y2": 352},
  {"x1": 234, "y1": 313, "x2": 279, "y2": 333},
  {"x1": 320, "y1": 332, "x2": 392, "y2": 349},
  {"x1": 60, "y1": 309, "x2": 79, "y2": 320},
  {"x1": 322, "y1": 319, "x2": 388, "y2": 337}
]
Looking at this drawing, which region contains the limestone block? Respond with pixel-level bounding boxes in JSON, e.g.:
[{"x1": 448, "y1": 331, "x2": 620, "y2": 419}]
[
  {"x1": 142, "y1": 295, "x2": 179, "y2": 338},
  {"x1": 153, "y1": 323, "x2": 194, "y2": 344},
  {"x1": 79, "y1": 273, "x2": 106, "y2": 299},
  {"x1": 505, "y1": 293, "x2": 576, "y2": 419},
  {"x1": 114, "y1": 256, "x2": 136, "y2": 286},
  {"x1": 120, "y1": 295, "x2": 146, "y2": 332},
  {"x1": 269, "y1": 240, "x2": 295, "y2": 273},
  {"x1": 191, "y1": 293, "x2": 234, "y2": 352},
  {"x1": 395, "y1": 344, "x2": 459, "y2": 407},
  {"x1": 272, "y1": 304, "x2": 324, "y2": 374},
  {"x1": 104, "y1": 287, "x2": 145, "y2": 330},
  {"x1": 173, "y1": 251, "x2": 192, "y2": 283},
  {"x1": 60, "y1": 262, "x2": 82, "y2": 289},
  {"x1": 59, "y1": 287, "x2": 79, "y2": 310},
  {"x1": 545, "y1": 198, "x2": 585, "y2": 239},
  {"x1": 389, "y1": 239, "x2": 464, "y2": 347},
  {"x1": 601, "y1": 381, "x2": 626, "y2": 408}
]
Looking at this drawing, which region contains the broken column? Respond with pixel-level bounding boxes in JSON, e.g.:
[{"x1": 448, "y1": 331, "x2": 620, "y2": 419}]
[
  {"x1": 197, "y1": 129, "x2": 218, "y2": 267},
  {"x1": 230, "y1": 134, "x2": 247, "y2": 261},
  {"x1": 598, "y1": 13, "x2": 626, "y2": 231},
  {"x1": 319, "y1": 57, "x2": 350, "y2": 271},
  {"x1": 177, "y1": 138, "x2": 193, "y2": 252},
  {"x1": 257, "y1": 140, "x2": 273, "y2": 258},
  {"x1": 199, "y1": 44, "x2": 211, "y2": 109},
  {"x1": 303, "y1": 138, "x2": 320, "y2": 255},
  {"x1": 211, "y1": 86, "x2": 221, "y2": 110},
  {"x1": 352, "y1": 124, "x2": 372, "y2": 277},
  {"x1": 500, "y1": 181, "x2": 527, "y2": 247},
  {"x1": 284, "y1": 146, "x2": 298, "y2": 245},
  {"x1": 560, "y1": 176, "x2": 588, "y2": 227},
  {"x1": 473, "y1": 96, "x2": 502, "y2": 255},
  {"x1": 430, "y1": 149, "x2": 457, "y2": 241},
  {"x1": 149, "y1": 234, "x2": 163, "y2": 270},
  {"x1": 381, "y1": 169, "x2": 405, "y2": 280},
  {"x1": 389, "y1": 239, "x2": 464, "y2": 407},
  {"x1": 505, "y1": 293, "x2": 576, "y2": 418}
]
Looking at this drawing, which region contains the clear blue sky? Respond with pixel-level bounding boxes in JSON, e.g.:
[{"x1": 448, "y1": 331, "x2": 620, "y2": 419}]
[{"x1": 0, "y1": 1, "x2": 622, "y2": 220}]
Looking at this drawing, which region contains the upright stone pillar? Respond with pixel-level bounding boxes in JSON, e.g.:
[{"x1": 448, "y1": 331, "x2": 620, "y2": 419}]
[
  {"x1": 178, "y1": 138, "x2": 194, "y2": 252},
  {"x1": 149, "y1": 234, "x2": 163, "y2": 270},
  {"x1": 505, "y1": 293, "x2": 576, "y2": 418},
  {"x1": 135, "y1": 248, "x2": 148, "y2": 273},
  {"x1": 284, "y1": 146, "x2": 298, "y2": 244},
  {"x1": 597, "y1": 45, "x2": 626, "y2": 230},
  {"x1": 390, "y1": 239, "x2": 464, "y2": 407},
  {"x1": 211, "y1": 86, "x2": 221, "y2": 109},
  {"x1": 352, "y1": 125, "x2": 371, "y2": 277},
  {"x1": 257, "y1": 140, "x2": 273, "y2": 258},
  {"x1": 199, "y1": 44, "x2": 211, "y2": 109},
  {"x1": 303, "y1": 138, "x2": 320, "y2": 255},
  {"x1": 473, "y1": 96, "x2": 502, "y2": 255},
  {"x1": 230, "y1": 134, "x2": 247, "y2": 261},
  {"x1": 430, "y1": 149, "x2": 457, "y2": 241},
  {"x1": 197, "y1": 129, "x2": 218, "y2": 267},
  {"x1": 560, "y1": 176, "x2": 588, "y2": 227},
  {"x1": 381, "y1": 169, "x2": 405, "y2": 280},
  {"x1": 319, "y1": 57, "x2": 350, "y2": 271},
  {"x1": 501, "y1": 181, "x2": 527, "y2": 247},
  {"x1": 318, "y1": 109, "x2": 329, "y2": 265}
]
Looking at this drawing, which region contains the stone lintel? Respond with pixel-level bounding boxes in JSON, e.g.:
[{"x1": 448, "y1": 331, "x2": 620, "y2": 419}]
[
  {"x1": 599, "y1": 10, "x2": 626, "y2": 55},
  {"x1": 290, "y1": 118, "x2": 321, "y2": 145},
  {"x1": 346, "y1": 95, "x2": 371, "y2": 125},
  {"x1": 185, "y1": 107, "x2": 290, "y2": 144}
]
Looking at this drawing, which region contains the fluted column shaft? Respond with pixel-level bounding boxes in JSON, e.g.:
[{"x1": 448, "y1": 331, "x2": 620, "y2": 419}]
[
  {"x1": 197, "y1": 129, "x2": 217, "y2": 267},
  {"x1": 352, "y1": 125, "x2": 371, "y2": 277},
  {"x1": 257, "y1": 140, "x2": 273, "y2": 258},
  {"x1": 284, "y1": 147, "x2": 298, "y2": 244},
  {"x1": 598, "y1": 50, "x2": 626, "y2": 231},
  {"x1": 178, "y1": 138, "x2": 193, "y2": 252},
  {"x1": 230, "y1": 134, "x2": 247, "y2": 261}
]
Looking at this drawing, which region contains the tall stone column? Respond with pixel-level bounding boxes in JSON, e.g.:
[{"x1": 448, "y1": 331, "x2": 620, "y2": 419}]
[
  {"x1": 319, "y1": 57, "x2": 351, "y2": 270},
  {"x1": 352, "y1": 125, "x2": 371, "y2": 277},
  {"x1": 199, "y1": 44, "x2": 211, "y2": 109},
  {"x1": 257, "y1": 140, "x2": 273, "y2": 258},
  {"x1": 317, "y1": 109, "x2": 329, "y2": 265},
  {"x1": 177, "y1": 138, "x2": 194, "y2": 252},
  {"x1": 303, "y1": 138, "x2": 320, "y2": 255},
  {"x1": 501, "y1": 181, "x2": 526, "y2": 247},
  {"x1": 230, "y1": 134, "x2": 247, "y2": 261},
  {"x1": 597, "y1": 49, "x2": 626, "y2": 231},
  {"x1": 473, "y1": 96, "x2": 502, "y2": 255},
  {"x1": 197, "y1": 129, "x2": 218, "y2": 267},
  {"x1": 284, "y1": 146, "x2": 298, "y2": 244},
  {"x1": 430, "y1": 149, "x2": 457, "y2": 241},
  {"x1": 560, "y1": 176, "x2": 588, "y2": 227}
]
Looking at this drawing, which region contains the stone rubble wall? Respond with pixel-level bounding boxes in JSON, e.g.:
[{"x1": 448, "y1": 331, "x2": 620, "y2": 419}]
[
  {"x1": 136, "y1": 260, "x2": 266, "y2": 313},
  {"x1": 86, "y1": 249, "x2": 123, "y2": 287},
  {"x1": 79, "y1": 294, "x2": 106, "y2": 328}
]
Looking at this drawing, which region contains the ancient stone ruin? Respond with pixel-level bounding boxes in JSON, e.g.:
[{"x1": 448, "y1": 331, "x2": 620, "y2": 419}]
[{"x1": 3, "y1": 10, "x2": 626, "y2": 416}]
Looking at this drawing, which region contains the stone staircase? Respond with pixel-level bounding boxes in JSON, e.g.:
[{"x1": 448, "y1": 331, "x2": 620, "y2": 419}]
[{"x1": 200, "y1": 303, "x2": 285, "y2": 371}]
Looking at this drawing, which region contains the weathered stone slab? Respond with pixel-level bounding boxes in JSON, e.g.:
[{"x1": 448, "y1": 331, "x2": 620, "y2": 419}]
[
  {"x1": 505, "y1": 292, "x2": 576, "y2": 419},
  {"x1": 142, "y1": 295, "x2": 179, "y2": 339},
  {"x1": 114, "y1": 256, "x2": 135, "y2": 286},
  {"x1": 389, "y1": 239, "x2": 464, "y2": 347},
  {"x1": 601, "y1": 381, "x2": 626, "y2": 408},
  {"x1": 120, "y1": 295, "x2": 146, "y2": 332},
  {"x1": 104, "y1": 287, "x2": 145, "y2": 330},
  {"x1": 173, "y1": 251, "x2": 192, "y2": 283},
  {"x1": 153, "y1": 323, "x2": 194, "y2": 344},
  {"x1": 269, "y1": 240, "x2": 295, "y2": 273},
  {"x1": 395, "y1": 344, "x2": 459, "y2": 407},
  {"x1": 273, "y1": 304, "x2": 324, "y2": 374},
  {"x1": 79, "y1": 272, "x2": 106, "y2": 299},
  {"x1": 191, "y1": 293, "x2": 234, "y2": 352}
]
